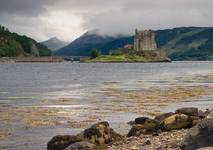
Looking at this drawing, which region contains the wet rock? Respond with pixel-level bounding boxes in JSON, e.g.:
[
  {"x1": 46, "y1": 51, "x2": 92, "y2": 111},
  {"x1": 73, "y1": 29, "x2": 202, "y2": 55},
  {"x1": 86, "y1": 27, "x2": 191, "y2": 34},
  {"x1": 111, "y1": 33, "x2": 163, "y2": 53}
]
[
  {"x1": 82, "y1": 121, "x2": 122, "y2": 146},
  {"x1": 127, "y1": 124, "x2": 160, "y2": 137},
  {"x1": 134, "y1": 117, "x2": 160, "y2": 128},
  {"x1": 128, "y1": 117, "x2": 160, "y2": 137},
  {"x1": 176, "y1": 107, "x2": 198, "y2": 116},
  {"x1": 160, "y1": 114, "x2": 192, "y2": 131},
  {"x1": 47, "y1": 135, "x2": 83, "y2": 150},
  {"x1": 154, "y1": 112, "x2": 174, "y2": 122},
  {"x1": 180, "y1": 119, "x2": 213, "y2": 150},
  {"x1": 64, "y1": 141, "x2": 96, "y2": 150},
  {"x1": 134, "y1": 117, "x2": 149, "y2": 124},
  {"x1": 127, "y1": 125, "x2": 147, "y2": 137}
]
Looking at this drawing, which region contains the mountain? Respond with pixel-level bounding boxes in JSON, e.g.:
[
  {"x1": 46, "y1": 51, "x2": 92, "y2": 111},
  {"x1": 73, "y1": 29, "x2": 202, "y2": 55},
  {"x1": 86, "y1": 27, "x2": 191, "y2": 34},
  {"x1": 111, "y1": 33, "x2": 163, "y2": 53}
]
[
  {"x1": 41, "y1": 37, "x2": 69, "y2": 51},
  {"x1": 155, "y1": 27, "x2": 213, "y2": 60},
  {"x1": 55, "y1": 31, "x2": 126, "y2": 56},
  {"x1": 55, "y1": 27, "x2": 213, "y2": 60},
  {"x1": 0, "y1": 25, "x2": 51, "y2": 57}
]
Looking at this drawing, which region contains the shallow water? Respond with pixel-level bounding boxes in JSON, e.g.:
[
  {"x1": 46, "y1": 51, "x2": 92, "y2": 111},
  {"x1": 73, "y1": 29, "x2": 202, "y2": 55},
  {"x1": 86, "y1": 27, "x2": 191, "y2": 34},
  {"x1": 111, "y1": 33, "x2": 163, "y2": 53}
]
[{"x1": 0, "y1": 61, "x2": 213, "y2": 150}]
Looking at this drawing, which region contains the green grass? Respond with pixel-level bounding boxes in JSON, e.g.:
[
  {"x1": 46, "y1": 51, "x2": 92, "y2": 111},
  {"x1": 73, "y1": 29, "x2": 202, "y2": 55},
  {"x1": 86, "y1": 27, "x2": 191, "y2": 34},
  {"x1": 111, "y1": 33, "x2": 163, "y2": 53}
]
[{"x1": 83, "y1": 54, "x2": 161, "y2": 62}]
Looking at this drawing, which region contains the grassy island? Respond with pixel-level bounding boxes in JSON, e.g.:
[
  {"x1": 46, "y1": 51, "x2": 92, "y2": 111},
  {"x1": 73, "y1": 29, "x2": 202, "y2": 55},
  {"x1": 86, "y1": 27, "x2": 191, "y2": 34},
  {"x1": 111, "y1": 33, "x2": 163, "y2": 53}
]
[{"x1": 82, "y1": 54, "x2": 170, "y2": 63}]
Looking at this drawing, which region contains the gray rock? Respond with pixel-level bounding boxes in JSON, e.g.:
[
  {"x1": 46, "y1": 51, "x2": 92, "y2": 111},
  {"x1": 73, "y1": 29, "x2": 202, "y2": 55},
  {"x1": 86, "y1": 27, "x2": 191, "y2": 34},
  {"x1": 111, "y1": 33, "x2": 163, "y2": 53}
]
[
  {"x1": 180, "y1": 119, "x2": 213, "y2": 150},
  {"x1": 176, "y1": 107, "x2": 198, "y2": 116},
  {"x1": 64, "y1": 141, "x2": 96, "y2": 150}
]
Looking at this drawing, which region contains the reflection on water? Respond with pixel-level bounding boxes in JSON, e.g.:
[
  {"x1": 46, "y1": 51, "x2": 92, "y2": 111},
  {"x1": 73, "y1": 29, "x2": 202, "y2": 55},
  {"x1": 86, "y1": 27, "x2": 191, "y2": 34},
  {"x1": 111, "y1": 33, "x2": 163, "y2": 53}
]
[{"x1": 0, "y1": 61, "x2": 213, "y2": 150}]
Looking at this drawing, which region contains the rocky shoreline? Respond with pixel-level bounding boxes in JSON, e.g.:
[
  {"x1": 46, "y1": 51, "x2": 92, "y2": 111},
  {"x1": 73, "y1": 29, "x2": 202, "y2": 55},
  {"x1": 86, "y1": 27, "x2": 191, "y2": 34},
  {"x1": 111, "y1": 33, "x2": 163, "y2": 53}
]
[
  {"x1": 47, "y1": 107, "x2": 213, "y2": 150},
  {"x1": 0, "y1": 57, "x2": 64, "y2": 63}
]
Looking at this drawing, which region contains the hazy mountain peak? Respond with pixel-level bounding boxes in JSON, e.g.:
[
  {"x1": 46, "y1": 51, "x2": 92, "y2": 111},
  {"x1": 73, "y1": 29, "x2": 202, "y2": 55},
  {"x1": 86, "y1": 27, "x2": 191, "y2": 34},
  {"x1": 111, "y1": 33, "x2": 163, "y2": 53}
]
[{"x1": 41, "y1": 37, "x2": 69, "y2": 51}]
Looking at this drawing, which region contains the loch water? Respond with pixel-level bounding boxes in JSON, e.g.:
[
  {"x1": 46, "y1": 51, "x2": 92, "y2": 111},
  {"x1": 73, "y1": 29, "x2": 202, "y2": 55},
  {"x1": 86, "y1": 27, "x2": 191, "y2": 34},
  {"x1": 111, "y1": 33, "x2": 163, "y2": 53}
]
[{"x1": 0, "y1": 62, "x2": 213, "y2": 150}]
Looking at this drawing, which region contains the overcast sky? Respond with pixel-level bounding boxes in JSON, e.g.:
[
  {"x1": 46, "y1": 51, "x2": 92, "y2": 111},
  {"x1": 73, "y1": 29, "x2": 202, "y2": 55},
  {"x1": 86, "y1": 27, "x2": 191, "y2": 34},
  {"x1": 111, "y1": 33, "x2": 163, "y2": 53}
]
[{"x1": 0, "y1": 0, "x2": 213, "y2": 42}]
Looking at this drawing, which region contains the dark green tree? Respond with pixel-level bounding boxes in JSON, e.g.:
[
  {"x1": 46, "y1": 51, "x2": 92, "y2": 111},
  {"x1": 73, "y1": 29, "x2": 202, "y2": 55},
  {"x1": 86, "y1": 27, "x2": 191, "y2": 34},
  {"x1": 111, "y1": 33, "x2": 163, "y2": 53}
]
[{"x1": 90, "y1": 48, "x2": 99, "y2": 59}]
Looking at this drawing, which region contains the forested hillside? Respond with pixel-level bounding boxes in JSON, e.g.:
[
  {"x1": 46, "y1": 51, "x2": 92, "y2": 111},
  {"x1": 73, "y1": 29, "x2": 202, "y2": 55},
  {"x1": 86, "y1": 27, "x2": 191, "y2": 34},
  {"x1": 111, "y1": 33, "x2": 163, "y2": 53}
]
[{"x1": 0, "y1": 25, "x2": 51, "y2": 57}]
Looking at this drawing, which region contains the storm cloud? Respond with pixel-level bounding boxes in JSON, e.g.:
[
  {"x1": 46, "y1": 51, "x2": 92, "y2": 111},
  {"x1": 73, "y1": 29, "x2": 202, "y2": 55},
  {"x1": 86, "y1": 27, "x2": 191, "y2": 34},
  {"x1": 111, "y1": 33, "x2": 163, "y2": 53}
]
[{"x1": 0, "y1": 0, "x2": 213, "y2": 41}]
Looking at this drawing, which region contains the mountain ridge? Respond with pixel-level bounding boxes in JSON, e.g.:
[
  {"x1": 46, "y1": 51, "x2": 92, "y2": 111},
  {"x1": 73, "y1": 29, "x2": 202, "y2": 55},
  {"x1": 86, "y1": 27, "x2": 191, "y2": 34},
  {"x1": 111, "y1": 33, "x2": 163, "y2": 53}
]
[{"x1": 56, "y1": 27, "x2": 213, "y2": 60}]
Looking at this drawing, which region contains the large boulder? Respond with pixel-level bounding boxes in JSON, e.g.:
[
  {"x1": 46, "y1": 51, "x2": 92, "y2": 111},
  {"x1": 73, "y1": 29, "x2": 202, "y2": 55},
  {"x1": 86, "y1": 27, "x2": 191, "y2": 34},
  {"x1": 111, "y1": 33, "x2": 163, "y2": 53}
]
[
  {"x1": 134, "y1": 117, "x2": 160, "y2": 128},
  {"x1": 154, "y1": 112, "x2": 174, "y2": 122},
  {"x1": 127, "y1": 124, "x2": 159, "y2": 137},
  {"x1": 64, "y1": 141, "x2": 96, "y2": 150},
  {"x1": 81, "y1": 122, "x2": 122, "y2": 146},
  {"x1": 180, "y1": 119, "x2": 213, "y2": 150},
  {"x1": 176, "y1": 107, "x2": 198, "y2": 117},
  {"x1": 128, "y1": 117, "x2": 160, "y2": 137},
  {"x1": 47, "y1": 135, "x2": 83, "y2": 150},
  {"x1": 160, "y1": 114, "x2": 192, "y2": 131},
  {"x1": 47, "y1": 122, "x2": 122, "y2": 150}
]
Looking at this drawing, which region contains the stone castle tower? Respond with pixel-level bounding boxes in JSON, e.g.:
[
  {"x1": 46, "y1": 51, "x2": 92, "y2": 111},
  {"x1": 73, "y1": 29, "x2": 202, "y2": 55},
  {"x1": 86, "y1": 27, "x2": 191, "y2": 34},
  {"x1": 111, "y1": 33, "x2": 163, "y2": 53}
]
[{"x1": 134, "y1": 29, "x2": 157, "y2": 51}]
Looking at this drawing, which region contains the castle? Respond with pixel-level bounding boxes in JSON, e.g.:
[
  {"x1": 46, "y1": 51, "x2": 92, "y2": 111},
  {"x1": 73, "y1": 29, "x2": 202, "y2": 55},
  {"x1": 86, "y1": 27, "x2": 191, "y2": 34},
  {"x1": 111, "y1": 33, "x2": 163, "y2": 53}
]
[
  {"x1": 134, "y1": 29, "x2": 157, "y2": 51},
  {"x1": 116, "y1": 29, "x2": 168, "y2": 61}
]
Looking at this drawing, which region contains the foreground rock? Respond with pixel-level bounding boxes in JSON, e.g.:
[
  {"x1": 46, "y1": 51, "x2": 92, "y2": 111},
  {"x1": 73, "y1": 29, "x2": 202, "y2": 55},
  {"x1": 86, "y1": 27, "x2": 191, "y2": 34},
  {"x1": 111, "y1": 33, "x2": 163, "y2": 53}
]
[
  {"x1": 160, "y1": 114, "x2": 192, "y2": 131},
  {"x1": 154, "y1": 112, "x2": 174, "y2": 122},
  {"x1": 64, "y1": 141, "x2": 96, "y2": 150},
  {"x1": 175, "y1": 107, "x2": 198, "y2": 117},
  {"x1": 81, "y1": 121, "x2": 123, "y2": 145},
  {"x1": 128, "y1": 117, "x2": 160, "y2": 137},
  {"x1": 180, "y1": 119, "x2": 213, "y2": 150},
  {"x1": 48, "y1": 122, "x2": 122, "y2": 150},
  {"x1": 47, "y1": 135, "x2": 83, "y2": 150},
  {"x1": 48, "y1": 108, "x2": 212, "y2": 150}
]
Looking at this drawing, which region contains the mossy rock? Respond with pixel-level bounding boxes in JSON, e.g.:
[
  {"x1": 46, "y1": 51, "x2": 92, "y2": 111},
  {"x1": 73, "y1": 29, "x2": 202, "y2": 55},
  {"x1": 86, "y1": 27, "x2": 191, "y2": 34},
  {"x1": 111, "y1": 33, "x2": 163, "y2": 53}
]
[
  {"x1": 82, "y1": 121, "x2": 122, "y2": 146},
  {"x1": 128, "y1": 117, "x2": 160, "y2": 137},
  {"x1": 160, "y1": 114, "x2": 192, "y2": 131},
  {"x1": 154, "y1": 112, "x2": 174, "y2": 122}
]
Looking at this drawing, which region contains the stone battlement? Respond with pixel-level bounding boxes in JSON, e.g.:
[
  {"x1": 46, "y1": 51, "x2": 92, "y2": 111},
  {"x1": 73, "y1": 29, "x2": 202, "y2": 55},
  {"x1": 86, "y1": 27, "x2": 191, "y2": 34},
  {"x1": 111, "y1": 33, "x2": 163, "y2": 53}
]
[{"x1": 134, "y1": 29, "x2": 157, "y2": 51}]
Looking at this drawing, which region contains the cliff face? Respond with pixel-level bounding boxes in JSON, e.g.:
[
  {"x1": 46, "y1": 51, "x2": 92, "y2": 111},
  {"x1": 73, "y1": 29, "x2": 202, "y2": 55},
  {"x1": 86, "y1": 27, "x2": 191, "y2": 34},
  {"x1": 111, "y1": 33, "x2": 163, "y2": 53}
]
[{"x1": 0, "y1": 25, "x2": 51, "y2": 57}]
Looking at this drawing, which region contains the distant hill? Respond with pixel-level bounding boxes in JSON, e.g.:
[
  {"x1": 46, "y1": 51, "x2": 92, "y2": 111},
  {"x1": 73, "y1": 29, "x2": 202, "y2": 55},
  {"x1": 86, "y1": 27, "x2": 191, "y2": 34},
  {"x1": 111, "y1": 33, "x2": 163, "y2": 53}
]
[
  {"x1": 55, "y1": 27, "x2": 213, "y2": 60},
  {"x1": 0, "y1": 25, "x2": 51, "y2": 57},
  {"x1": 41, "y1": 37, "x2": 69, "y2": 51},
  {"x1": 55, "y1": 31, "x2": 120, "y2": 56}
]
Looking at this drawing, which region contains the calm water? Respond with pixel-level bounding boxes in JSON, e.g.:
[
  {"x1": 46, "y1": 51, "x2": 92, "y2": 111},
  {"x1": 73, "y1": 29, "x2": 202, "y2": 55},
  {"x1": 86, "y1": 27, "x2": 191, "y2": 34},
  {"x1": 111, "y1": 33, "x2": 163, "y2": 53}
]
[{"x1": 0, "y1": 62, "x2": 213, "y2": 150}]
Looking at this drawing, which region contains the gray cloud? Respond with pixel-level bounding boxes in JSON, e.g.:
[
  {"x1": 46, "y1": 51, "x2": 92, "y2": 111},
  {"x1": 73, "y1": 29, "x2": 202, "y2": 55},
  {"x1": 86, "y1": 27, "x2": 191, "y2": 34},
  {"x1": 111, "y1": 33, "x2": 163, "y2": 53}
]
[
  {"x1": 0, "y1": 0, "x2": 213, "y2": 41},
  {"x1": 0, "y1": 0, "x2": 59, "y2": 17}
]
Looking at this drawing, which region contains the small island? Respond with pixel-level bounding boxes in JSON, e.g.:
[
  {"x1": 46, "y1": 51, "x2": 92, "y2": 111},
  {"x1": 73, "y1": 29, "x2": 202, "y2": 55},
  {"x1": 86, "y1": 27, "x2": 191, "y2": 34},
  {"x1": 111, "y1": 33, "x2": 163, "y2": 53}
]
[{"x1": 82, "y1": 29, "x2": 171, "y2": 63}]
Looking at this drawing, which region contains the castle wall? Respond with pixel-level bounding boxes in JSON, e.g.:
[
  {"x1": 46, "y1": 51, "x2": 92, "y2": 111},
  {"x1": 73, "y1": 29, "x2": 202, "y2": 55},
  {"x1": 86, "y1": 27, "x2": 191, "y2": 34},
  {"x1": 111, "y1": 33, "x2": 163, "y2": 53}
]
[{"x1": 134, "y1": 30, "x2": 157, "y2": 51}]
